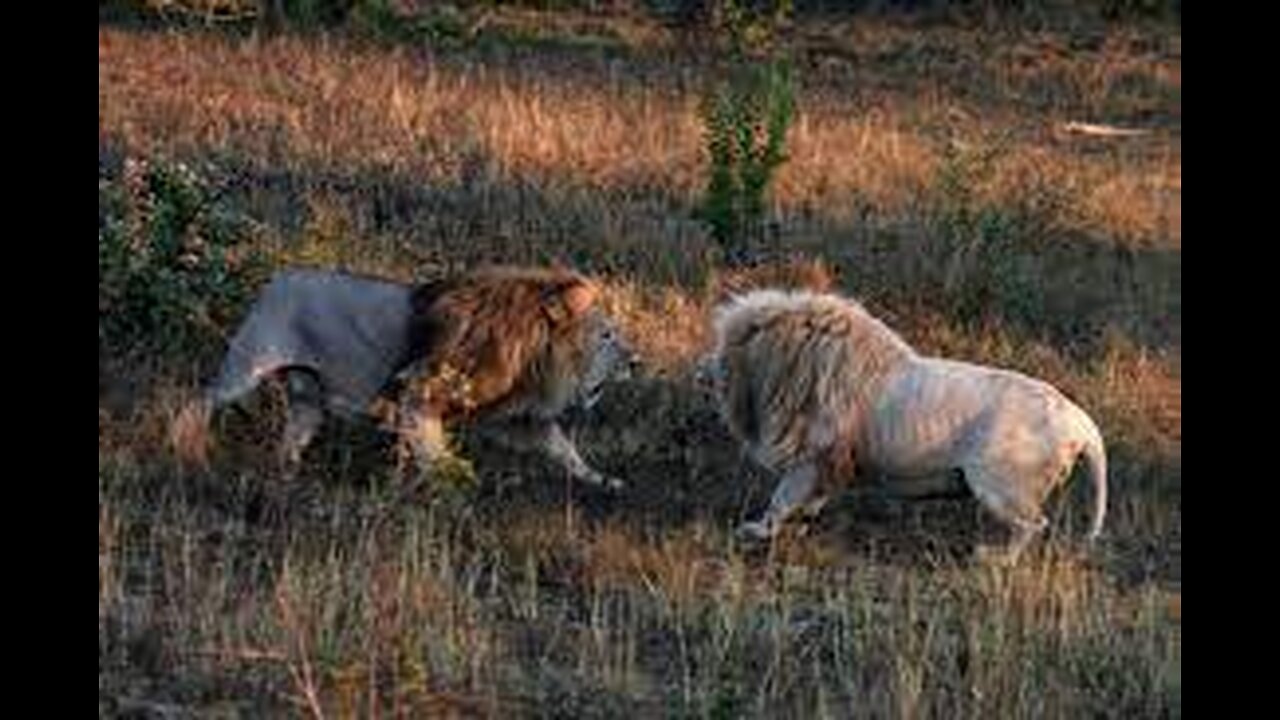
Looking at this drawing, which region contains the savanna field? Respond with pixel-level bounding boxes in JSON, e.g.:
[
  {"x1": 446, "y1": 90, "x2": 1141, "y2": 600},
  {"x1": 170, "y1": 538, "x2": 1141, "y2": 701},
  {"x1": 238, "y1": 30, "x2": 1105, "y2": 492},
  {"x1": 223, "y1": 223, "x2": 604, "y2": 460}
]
[{"x1": 99, "y1": 2, "x2": 1180, "y2": 716}]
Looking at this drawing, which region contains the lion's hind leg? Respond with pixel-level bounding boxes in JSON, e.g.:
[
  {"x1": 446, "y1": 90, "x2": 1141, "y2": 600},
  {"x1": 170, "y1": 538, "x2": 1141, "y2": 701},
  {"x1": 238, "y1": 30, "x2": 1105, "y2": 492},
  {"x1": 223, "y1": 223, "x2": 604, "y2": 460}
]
[
  {"x1": 172, "y1": 346, "x2": 287, "y2": 465},
  {"x1": 962, "y1": 463, "x2": 1050, "y2": 565},
  {"x1": 279, "y1": 368, "x2": 327, "y2": 474}
]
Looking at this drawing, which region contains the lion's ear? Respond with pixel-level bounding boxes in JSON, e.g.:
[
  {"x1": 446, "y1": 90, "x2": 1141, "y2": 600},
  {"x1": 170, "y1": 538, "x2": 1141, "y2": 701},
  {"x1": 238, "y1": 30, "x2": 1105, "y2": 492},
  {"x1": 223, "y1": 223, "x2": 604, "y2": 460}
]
[
  {"x1": 545, "y1": 278, "x2": 599, "y2": 325},
  {"x1": 562, "y1": 280, "x2": 599, "y2": 317}
]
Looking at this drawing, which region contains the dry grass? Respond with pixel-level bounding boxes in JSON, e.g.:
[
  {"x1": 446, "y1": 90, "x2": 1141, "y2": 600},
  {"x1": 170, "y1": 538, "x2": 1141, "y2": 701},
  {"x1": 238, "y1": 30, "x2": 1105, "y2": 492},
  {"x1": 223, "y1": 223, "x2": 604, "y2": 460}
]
[
  {"x1": 99, "y1": 289, "x2": 1180, "y2": 715},
  {"x1": 100, "y1": 437, "x2": 1180, "y2": 715},
  {"x1": 99, "y1": 17, "x2": 1179, "y2": 247},
  {"x1": 100, "y1": 12, "x2": 1179, "y2": 718}
]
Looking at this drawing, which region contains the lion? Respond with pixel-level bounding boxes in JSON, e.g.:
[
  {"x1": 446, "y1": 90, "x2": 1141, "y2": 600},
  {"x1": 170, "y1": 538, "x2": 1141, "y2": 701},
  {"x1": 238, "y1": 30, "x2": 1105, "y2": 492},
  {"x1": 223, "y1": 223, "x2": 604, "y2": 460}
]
[
  {"x1": 698, "y1": 288, "x2": 1107, "y2": 563},
  {"x1": 172, "y1": 265, "x2": 637, "y2": 490}
]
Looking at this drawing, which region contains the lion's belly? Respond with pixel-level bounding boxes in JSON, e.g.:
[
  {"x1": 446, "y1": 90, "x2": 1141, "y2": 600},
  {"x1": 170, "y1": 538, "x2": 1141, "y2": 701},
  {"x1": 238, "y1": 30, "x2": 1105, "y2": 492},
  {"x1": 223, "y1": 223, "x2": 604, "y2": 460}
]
[
  {"x1": 863, "y1": 360, "x2": 991, "y2": 475},
  {"x1": 864, "y1": 417, "x2": 972, "y2": 475}
]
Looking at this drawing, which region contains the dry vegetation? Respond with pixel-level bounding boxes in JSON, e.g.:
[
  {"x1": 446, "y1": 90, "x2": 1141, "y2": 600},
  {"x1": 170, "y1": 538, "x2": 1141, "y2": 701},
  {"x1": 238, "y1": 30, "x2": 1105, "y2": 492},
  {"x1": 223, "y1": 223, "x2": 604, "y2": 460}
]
[{"x1": 100, "y1": 6, "x2": 1179, "y2": 717}]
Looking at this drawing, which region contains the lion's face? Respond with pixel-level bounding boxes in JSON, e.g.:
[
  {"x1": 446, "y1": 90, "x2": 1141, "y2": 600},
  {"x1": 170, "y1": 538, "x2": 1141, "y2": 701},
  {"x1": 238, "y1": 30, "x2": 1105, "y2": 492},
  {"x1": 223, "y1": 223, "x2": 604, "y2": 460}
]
[{"x1": 574, "y1": 311, "x2": 637, "y2": 410}]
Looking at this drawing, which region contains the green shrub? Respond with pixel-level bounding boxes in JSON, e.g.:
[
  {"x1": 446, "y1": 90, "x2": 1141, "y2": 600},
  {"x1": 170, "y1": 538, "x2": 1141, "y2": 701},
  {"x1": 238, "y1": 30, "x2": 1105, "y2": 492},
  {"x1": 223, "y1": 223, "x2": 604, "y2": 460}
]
[
  {"x1": 694, "y1": 1, "x2": 797, "y2": 265},
  {"x1": 99, "y1": 157, "x2": 268, "y2": 359}
]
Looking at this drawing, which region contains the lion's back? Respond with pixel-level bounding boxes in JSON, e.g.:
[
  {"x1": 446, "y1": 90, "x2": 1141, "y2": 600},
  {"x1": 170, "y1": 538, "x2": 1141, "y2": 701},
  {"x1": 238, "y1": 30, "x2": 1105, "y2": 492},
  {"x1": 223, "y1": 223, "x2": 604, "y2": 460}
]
[{"x1": 226, "y1": 269, "x2": 416, "y2": 413}]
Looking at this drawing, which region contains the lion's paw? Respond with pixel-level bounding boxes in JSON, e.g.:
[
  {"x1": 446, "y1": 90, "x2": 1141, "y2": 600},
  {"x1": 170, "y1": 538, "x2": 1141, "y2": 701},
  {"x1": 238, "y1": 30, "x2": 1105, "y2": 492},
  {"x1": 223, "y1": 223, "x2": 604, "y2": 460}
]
[{"x1": 735, "y1": 519, "x2": 775, "y2": 543}]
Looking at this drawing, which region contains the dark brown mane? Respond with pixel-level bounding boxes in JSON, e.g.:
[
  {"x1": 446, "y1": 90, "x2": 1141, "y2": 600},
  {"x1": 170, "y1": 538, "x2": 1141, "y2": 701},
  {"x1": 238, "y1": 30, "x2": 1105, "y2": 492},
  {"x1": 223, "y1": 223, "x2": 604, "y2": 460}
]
[{"x1": 399, "y1": 265, "x2": 600, "y2": 419}]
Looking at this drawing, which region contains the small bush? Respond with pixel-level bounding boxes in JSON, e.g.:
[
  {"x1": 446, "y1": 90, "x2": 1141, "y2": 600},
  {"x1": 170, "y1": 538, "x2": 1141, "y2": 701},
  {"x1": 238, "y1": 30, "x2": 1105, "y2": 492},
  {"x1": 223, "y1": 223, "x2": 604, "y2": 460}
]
[
  {"x1": 695, "y1": 59, "x2": 795, "y2": 265},
  {"x1": 99, "y1": 157, "x2": 268, "y2": 359},
  {"x1": 693, "y1": 1, "x2": 797, "y2": 266}
]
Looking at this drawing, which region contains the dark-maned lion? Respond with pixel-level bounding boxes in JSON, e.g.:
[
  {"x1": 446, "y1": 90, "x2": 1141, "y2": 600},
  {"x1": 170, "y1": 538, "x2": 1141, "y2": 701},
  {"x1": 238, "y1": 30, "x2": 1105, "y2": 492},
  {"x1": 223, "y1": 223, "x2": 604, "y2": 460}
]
[
  {"x1": 172, "y1": 265, "x2": 636, "y2": 490},
  {"x1": 700, "y1": 288, "x2": 1107, "y2": 563}
]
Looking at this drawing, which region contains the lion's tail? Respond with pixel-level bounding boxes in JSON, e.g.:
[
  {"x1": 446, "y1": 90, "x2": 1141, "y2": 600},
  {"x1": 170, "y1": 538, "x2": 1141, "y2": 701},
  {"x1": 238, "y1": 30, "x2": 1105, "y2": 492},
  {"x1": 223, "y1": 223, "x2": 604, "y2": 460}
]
[{"x1": 1076, "y1": 409, "x2": 1108, "y2": 543}]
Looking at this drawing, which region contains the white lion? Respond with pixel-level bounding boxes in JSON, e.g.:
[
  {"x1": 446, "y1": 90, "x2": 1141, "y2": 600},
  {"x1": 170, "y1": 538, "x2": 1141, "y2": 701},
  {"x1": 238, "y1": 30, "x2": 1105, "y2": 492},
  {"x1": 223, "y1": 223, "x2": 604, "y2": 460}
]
[{"x1": 700, "y1": 289, "x2": 1107, "y2": 562}]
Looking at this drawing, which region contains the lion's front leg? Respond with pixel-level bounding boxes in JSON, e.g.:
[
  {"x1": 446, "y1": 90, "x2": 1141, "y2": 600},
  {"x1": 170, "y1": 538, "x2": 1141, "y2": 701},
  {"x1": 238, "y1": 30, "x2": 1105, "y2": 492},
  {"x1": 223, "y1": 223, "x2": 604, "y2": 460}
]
[
  {"x1": 396, "y1": 409, "x2": 446, "y2": 474},
  {"x1": 544, "y1": 422, "x2": 624, "y2": 491},
  {"x1": 391, "y1": 387, "x2": 474, "y2": 483},
  {"x1": 738, "y1": 462, "x2": 824, "y2": 542},
  {"x1": 486, "y1": 418, "x2": 623, "y2": 491}
]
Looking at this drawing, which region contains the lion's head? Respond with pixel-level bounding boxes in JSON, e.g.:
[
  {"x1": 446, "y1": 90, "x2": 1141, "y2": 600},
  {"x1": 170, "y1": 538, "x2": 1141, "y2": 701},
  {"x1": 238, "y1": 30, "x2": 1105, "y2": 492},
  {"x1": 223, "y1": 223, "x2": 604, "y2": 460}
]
[{"x1": 566, "y1": 308, "x2": 636, "y2": 410}]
